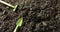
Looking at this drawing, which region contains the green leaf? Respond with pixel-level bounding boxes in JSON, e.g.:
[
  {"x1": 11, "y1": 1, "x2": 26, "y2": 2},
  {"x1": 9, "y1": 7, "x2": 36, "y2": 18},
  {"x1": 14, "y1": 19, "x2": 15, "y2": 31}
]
[
  {"x1": 13, "y1": 17, "x2": 23, "y2": 32},
  {"x1": 16, "y1": 17, "x2": 23, "y2": 27}
]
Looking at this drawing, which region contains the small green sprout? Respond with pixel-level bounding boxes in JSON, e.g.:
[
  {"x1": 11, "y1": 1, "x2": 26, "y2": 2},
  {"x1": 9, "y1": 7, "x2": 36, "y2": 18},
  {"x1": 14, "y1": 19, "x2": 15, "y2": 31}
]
[
  {"x1": 0, "y1": 0, "x2": 18, "y2": 11},
  {"x1": 13, "y1": 17, "x2": 23, "y2": 32}
]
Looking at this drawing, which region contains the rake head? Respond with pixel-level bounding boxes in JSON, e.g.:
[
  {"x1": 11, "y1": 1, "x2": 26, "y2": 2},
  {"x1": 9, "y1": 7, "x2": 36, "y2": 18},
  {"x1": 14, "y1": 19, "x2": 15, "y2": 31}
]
[{"x1": 13, "y1": 5, "x2": 18, "y2": 11}]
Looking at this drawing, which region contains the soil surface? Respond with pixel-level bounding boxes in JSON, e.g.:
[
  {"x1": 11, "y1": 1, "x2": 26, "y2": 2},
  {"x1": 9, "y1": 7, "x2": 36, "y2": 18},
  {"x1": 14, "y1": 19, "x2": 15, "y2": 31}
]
[{"x1": 0, "y1": 0, "x2": 60, "y2": 32}]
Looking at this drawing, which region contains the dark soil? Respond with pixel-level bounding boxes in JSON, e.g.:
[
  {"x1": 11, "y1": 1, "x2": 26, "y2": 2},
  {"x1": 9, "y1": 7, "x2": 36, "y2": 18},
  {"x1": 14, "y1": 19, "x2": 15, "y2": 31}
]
[{"x1": 0, "y1": 0, "x2": 60, "y2": 32}]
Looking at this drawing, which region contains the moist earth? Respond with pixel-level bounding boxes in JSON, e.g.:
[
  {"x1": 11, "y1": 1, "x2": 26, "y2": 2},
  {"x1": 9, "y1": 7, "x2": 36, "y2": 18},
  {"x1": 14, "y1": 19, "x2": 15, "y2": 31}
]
[{"x1": 0, "y1": 0, "x2": 60, "y2": 32}]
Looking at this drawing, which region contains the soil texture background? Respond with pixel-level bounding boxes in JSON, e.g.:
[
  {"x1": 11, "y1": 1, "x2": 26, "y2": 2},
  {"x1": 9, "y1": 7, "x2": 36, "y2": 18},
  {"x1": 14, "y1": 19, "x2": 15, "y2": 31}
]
[{"x1": 0, "y1": 0, "x2": 60, "y2": 32}]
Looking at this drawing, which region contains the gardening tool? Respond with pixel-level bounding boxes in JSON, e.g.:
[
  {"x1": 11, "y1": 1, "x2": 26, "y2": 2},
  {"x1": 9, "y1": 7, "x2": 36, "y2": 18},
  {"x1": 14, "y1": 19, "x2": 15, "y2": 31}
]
[{"x1": 0, "y1": 0, "x2": 18, "y2": 11}]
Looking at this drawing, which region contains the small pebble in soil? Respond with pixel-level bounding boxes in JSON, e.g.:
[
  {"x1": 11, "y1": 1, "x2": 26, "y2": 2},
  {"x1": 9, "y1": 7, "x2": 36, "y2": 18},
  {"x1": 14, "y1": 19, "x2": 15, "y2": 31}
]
[
  {"x1": 42, "y1": 22, "x2": 47, "y2": 26},
  {"x1": 0, "y1": 8, "x2": 5, "y2": 15},
  {"x1": 55, "y1": 14, "x2": 60, "y2": 20}
]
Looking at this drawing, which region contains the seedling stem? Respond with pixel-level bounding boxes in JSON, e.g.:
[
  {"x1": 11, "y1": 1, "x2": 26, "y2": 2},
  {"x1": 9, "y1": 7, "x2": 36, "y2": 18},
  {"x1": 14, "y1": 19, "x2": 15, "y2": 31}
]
[{"x1": 13, "y1": 26, "x2": 18, "y2": 32}]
